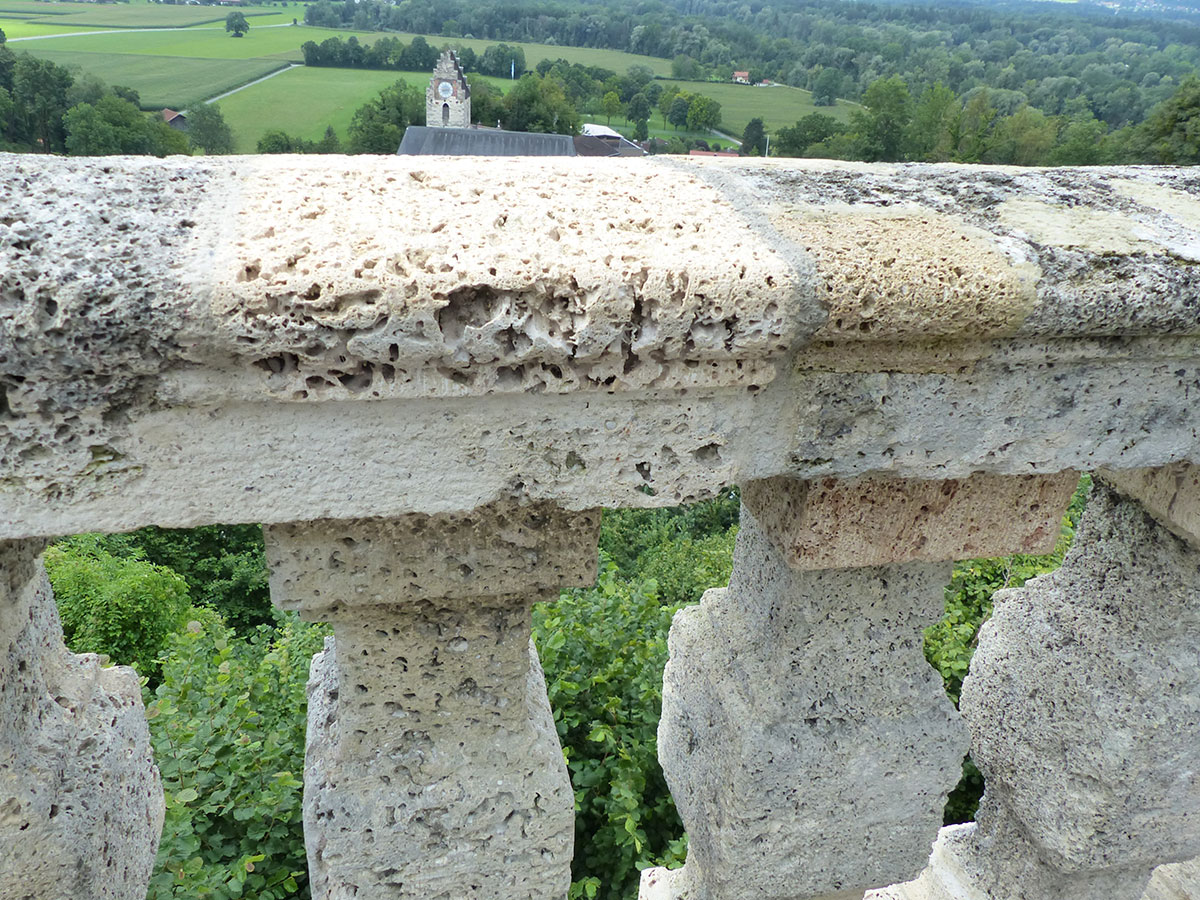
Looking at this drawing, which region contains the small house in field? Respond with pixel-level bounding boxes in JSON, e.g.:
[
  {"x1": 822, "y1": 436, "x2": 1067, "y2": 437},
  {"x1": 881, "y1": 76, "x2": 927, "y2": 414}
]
[
  {"x1": 160, "y1": 109, "x2": 188, "y2": 131},
  {"x1": 732, "y1": 71, "x2": 750, "y2": 84}
]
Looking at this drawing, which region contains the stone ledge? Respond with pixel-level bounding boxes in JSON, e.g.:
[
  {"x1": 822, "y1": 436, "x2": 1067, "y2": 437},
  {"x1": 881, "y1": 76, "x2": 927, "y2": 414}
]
[{"x1": 3, "y1": 158, "x2": 1200, "y2": 538}]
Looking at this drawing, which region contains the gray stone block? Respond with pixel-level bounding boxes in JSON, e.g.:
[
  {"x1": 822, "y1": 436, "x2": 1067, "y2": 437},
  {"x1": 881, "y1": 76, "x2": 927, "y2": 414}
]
[
  {"x1": 0, "y1": 540, "x2": 164, "y2": 900},
  {"x1": 648, "y1": 507, "x2": 967, "y2": 900}
]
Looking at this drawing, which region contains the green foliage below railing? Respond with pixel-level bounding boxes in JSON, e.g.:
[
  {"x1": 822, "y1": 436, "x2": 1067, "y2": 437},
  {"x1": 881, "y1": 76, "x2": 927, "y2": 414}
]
[{"x1": 145, "y1": 614, "x2": 328, "y2": 900}]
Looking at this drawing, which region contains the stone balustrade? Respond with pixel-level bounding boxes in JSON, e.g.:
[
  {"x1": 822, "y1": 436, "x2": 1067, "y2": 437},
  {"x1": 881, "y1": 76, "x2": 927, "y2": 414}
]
[{"x1": 1, "y1": 154, "x2": 1199, "y2": 900}]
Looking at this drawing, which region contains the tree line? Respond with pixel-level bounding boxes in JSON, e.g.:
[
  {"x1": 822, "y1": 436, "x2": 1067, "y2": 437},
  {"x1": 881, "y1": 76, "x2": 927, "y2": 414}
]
[{"x1": 760, "y1": 72, "x2": 1200, "y2": 165}]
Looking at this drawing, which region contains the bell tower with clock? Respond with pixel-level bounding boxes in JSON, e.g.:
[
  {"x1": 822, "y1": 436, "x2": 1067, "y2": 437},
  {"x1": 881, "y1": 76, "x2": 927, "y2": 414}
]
[{"x1": 426, "y1": 49, "x2": 471, "y2": 129}]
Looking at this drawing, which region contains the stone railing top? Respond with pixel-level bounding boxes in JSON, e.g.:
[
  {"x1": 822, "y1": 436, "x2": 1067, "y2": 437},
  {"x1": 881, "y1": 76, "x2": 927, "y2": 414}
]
[{"x1": 2, "y1": 155, "x2": 1199, "y2": 538}]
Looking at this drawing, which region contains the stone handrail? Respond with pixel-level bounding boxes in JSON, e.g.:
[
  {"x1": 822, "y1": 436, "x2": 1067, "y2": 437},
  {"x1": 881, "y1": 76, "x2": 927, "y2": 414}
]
[{"x1": 1, "y1": 154, "x2": 1198, "y2": 900}]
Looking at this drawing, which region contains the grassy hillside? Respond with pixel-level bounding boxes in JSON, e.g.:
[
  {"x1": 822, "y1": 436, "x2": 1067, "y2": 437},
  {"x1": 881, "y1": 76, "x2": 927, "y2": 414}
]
[
  {"x1": 658, "y1": 80, "x2": 858, "y2": 134},
  {"x1": 23, "y1": 49, "x2": 288, "y2": 109}
]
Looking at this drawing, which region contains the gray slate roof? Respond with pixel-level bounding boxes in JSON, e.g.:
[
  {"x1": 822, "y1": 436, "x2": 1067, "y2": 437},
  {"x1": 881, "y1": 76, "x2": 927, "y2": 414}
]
[{"x1": 398, "y1": 126, "x2": 577, "y2": 156}]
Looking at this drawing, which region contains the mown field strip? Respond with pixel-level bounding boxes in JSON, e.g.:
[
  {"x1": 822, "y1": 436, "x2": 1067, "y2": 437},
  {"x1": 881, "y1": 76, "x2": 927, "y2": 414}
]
[
  {"x1": 657, "y1": 80, "x2": 859, "y2": 134},
  {"x1": 18, "y1": 49, "x2": 289, "y2": 109},
  {"x1": 0, "y1": 17, "x2": 103, "y2": 37},
  {"x1": 10, "y1": 23, "x2": 376, "y2": 59}
]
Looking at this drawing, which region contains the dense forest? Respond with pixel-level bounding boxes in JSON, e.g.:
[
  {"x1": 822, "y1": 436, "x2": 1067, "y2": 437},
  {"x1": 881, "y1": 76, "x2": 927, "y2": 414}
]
[
  {"x1": 304, "y1": 0, "x2": 1200, "y2": 128},
  {"x1": 45, "y1": 480, "x2": 1090, "y2": 900}
]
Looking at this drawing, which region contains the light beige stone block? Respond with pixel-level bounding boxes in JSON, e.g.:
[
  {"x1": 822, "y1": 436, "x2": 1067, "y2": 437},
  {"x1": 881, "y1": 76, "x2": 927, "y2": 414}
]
[
  {"x1": 264, "y1": 502, "x2": 600, "y2": 618},
  {"x1": 741, "y1": 472, "x2": 1078, "y2": 570},
  {"x1": 267, "y1": 502, "x2": 599, "y2": 900}
]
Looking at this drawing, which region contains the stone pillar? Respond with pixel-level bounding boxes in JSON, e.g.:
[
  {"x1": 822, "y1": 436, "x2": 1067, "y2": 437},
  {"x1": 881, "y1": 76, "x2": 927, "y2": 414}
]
[
  {"x1": 641, "y1": 473, "x2": 1078, "y2": 900},
  {"x1": 871, "y1": 468, "x2": 1200, "y2": 900},
  {"x1": 0, "y1": 539, "x2": 164, "y2": 900},
  {"x1": 264, "y1": 502, "x2": 600, "y2": 900}
]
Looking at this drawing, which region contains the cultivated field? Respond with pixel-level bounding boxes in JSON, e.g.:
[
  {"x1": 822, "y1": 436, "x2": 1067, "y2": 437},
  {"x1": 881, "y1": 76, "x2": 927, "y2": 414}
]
[
  {"x1": 0, "y1": 17, "x2": 100, "y2": 37},
  {"x1": 12, "y1": 22, "x2": 368, "y2": 58},
  {"x1": 25, "y1": 49, "x2": 288, "y2": 109},
  {"x1": 0, "y1": 0, "x2": 285, "y2": 27}
]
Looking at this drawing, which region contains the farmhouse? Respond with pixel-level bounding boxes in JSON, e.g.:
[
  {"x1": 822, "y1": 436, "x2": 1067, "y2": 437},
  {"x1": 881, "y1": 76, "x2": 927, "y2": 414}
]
[
  {"x1": 160, "y1": 108, "x2": 187, "y2": 131},
  {"x1": 733, "y1": 70, "x2": 750, "y2": 83}
]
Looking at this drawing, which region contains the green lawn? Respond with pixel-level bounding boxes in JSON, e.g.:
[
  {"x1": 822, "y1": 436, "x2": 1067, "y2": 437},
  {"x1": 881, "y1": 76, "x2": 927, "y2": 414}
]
[
  {"x1": 215, "y1": 65, "x2": 513, "y2": 152},
  {"x1": 657, "y1": 80, "x2": 859, "y2": 135},
  {"x1": 9, "y1": 1, "x2": 286, "y2": 28},
  {"x1": 0, "y1": 15, "x2": 102, "y2": 37},
  {"x1": 20, "y1": 49, "x2": 288, "y2": 108},
  {"x1": 16, "y1": 23, "x2": 370, "y2": 59}
]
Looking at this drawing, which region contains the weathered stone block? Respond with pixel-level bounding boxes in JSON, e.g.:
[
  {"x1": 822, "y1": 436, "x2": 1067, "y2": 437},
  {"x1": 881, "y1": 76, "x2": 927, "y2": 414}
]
[
  {"x1": 304, "y1": 605, "x2": 572, "y2": 900},
  {"x1": 268, "y1": 503, "x2": 596, "y2": 900},
  {"x1": 646, "y1": 506, "x2": 968, "y2": 900},
  {"x1": 264, "y1": 502, "x2": 600, "y2": 618},
  {"x1": 0, "y1": 540, "x2": 163, "y2": 900},
  {"x1": 1100, "y1": 462, "x2": 1200, "y2": 549},
  {"x1": 741, "y1": 472, "x2": 1078, "y2": 570},
  {"x1": 907, "y1": 484, "x2": 1200, "y2": 900}
]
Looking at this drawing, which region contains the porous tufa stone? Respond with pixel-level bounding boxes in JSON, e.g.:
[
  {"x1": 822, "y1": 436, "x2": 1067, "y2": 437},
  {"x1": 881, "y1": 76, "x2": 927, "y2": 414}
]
[
  {"x1": 646, "y1": 500, "x2": 968, "y2": 900},
  {"x1": 0, "y1": 540, "x2": 164, "y2": 900},
  {"x1": 880, "y1": 484, "x2": 1200, "y2": 900},
  {"x1": 267, "y1": 502, "x2": 598, "y2": 900},
  {"x1": 1099, "y1": 462, "x2": 1200, "y2": 549},
  {"x1": 741, "y1": 472, "x2": 1078, "y2": 570},
  {"x1": 303, "y1": 610, "x2": 572, "y2": 900}
]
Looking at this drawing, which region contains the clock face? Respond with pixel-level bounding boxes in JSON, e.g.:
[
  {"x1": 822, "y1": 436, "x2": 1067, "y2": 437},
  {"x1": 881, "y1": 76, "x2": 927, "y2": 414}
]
[{"x1": 437, "y1": 81, "x2": 454, "y2": 99}]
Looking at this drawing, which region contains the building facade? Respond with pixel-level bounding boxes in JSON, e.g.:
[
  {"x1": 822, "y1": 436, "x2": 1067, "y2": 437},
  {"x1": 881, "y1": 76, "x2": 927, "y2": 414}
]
[{"x1": 426, "y1": 49, "x2": 471, "y2": 128}]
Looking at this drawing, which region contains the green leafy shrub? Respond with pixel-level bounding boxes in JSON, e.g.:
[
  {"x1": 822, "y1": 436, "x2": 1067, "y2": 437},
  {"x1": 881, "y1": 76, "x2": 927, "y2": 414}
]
[
  {"x1": 599, "y1": 489, "x2": 739, "y2": 577},
  {"x1": 924, "y1": 474, "x2": 1091, "y2": 823},
  {"x1": 86, "y1": 525, "x2": 272, "y2": 634},
  {"x1": 636, "y1": 527, "x2": 737, "y2": 607},
  {"x1": 44, "y1": 535, "x2": 191, "y2": 679},
  {"x1": 534, "y1": 562, "x2": 688, "y2": 900},
  {"x1": 146, "y1": 614, "x2": 328, "y2": 900}
]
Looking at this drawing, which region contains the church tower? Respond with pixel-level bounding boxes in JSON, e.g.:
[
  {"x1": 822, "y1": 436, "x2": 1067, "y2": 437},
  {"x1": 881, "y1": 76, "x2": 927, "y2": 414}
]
[{"x1": 426, "y1": 50, "x2": 471, "y2": 129}]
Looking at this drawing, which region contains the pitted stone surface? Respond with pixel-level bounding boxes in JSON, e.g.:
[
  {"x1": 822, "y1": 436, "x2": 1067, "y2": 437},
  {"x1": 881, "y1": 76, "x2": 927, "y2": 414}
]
[
  {"x1": 0, "y1": 540, "x2": 164, "y2": 900},
  {"x1": 648, "y1": 506, "x2": 968, "y2": 900},
  {"x1": 3, "y1": 159, "x2": 1200, "y2": 537},
  {"x1": 774, "y1": 207, "x2": 1039, "y2": 341},
  {"x1": 269, "y1": 506, "x2": 586, "y2": 900},
  {"x1": 741, "y1": 472, "x2": 1076, "y2": 569},
  {"x1": 304, "y1": 607, "x2": 572, "y2": 900},
  {"x1": 211, "y1": 158, "x2": 801, "y2": 401},
  {"x1": 951, "y1": 484, "x2": 1200, "y2": 898},
  {"x1": 264, "y1": 502, "x2": 600, "y2": 618},
  {"x1": 1100, "y1": 462, "x2": 1200, "y2": 549}
]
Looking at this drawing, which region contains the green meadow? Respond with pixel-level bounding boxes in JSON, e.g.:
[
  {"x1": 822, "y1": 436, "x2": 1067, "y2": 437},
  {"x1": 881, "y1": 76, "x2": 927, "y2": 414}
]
[
  {"x1": 24, "y1": 49, "x2": 288, "y2": 108},
  {"x1": 215, "y1": 66, "x2": 513, "y2": 152},
  {"x1": 657, "y1": 80, "x2": 858, "y2": 135},
  {"x1": 0, "y1": 17, "x2": 101, "y2": 37},
  {"x1": 0, "y1": 0, "x2": 285, "y2": 28},
  {"x1": 14, "y1": 23, "x2": 372, "y2": 59}
]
